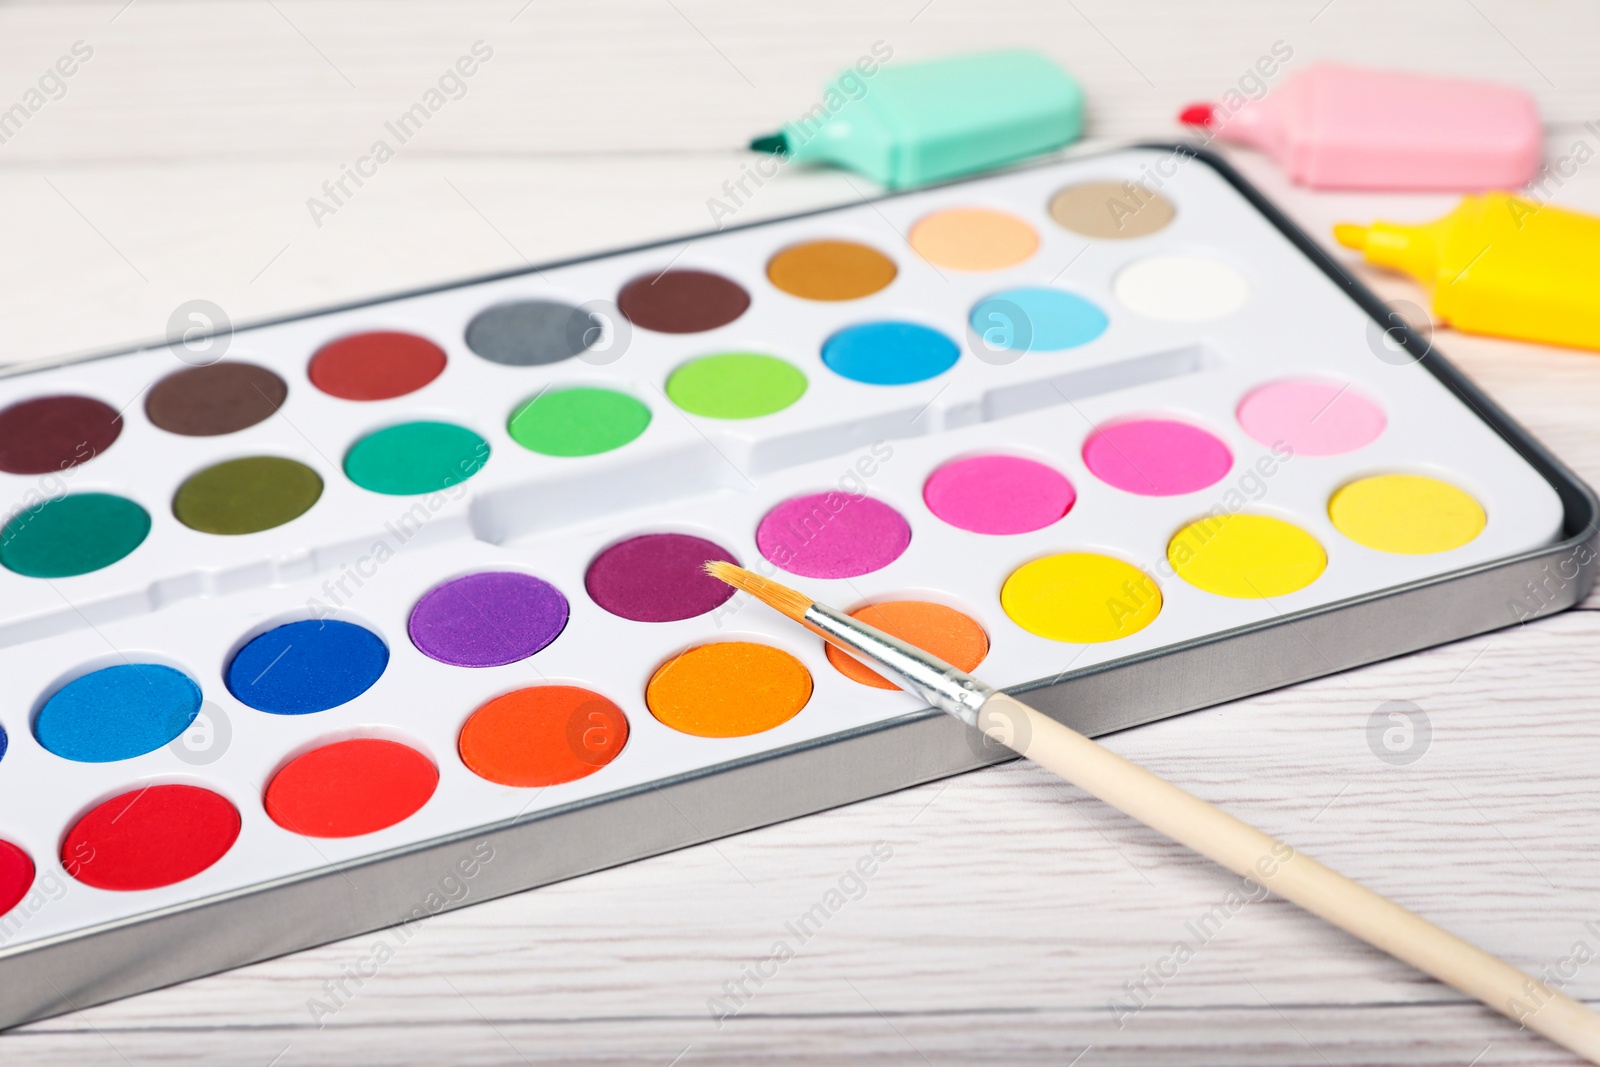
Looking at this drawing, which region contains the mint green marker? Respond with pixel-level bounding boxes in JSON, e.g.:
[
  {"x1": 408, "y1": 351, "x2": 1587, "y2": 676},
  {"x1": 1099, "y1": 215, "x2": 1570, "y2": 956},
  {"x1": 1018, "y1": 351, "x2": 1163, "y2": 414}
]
[{"x1": 750, "y1": 49, "x2": 1084, "y2": 189}]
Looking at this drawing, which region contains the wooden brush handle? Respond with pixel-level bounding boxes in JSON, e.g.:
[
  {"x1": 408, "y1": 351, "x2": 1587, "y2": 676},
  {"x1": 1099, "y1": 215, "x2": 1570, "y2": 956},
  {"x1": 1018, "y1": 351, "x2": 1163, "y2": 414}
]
[{"x1": 978, "y1": 693, "x2": 1600, "y2": 1063}]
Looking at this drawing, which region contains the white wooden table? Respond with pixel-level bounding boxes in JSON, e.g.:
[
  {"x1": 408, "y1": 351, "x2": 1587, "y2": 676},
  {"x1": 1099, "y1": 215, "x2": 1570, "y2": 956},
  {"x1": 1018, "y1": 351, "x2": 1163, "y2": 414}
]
[{"x1": 4, "y1": 2, "x2": 1600, "y2": 1063}]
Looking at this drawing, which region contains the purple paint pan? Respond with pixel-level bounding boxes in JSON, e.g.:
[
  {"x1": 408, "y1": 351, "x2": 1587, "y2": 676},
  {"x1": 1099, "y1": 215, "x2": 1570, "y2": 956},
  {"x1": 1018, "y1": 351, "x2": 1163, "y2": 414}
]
[{"x1": 408, "y1": 571, "x2": 569, "y2": 667}]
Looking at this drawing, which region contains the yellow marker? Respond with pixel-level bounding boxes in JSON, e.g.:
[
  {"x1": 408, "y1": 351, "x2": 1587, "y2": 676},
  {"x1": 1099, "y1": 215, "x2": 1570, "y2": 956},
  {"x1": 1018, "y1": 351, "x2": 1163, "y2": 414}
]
[{"x1": 1335, "y1": 193, "x2": 1600, "y2": 352}]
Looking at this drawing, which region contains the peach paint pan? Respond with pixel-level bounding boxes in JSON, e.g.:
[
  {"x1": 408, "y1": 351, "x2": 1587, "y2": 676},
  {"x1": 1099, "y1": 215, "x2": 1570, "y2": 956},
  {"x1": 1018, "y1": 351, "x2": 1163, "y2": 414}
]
[{"x1": 0, "y1": 146, "x2": 1591, "y2": 1027}]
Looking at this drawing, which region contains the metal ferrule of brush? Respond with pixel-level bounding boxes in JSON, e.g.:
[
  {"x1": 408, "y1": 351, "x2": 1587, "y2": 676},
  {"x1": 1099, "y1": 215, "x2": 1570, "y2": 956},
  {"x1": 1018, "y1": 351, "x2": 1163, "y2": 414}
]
[{"x1": 801, "y1": 603, "x2": 995, "y2": 727}]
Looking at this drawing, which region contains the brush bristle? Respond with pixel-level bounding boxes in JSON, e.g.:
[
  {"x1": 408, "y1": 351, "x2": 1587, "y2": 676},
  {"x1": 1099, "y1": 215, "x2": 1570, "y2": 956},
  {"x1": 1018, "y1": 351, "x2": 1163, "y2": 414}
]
[{"x1": 702, "y1": 561, "x2": 813, "y2": 622}]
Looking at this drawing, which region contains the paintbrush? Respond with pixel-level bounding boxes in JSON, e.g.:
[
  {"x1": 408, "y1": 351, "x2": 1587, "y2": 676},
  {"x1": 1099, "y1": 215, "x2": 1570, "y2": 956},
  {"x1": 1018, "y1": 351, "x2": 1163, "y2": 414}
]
[{"x1": 703, "y1": 560, "x2": 1600, "y2": 1063}]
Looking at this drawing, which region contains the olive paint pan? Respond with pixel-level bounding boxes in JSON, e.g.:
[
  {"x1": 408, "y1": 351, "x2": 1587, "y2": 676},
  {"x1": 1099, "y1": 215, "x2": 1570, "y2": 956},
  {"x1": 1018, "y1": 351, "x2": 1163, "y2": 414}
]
[{"x1": 0, "y1": 147, "x2": 1592, "y2": 1028}]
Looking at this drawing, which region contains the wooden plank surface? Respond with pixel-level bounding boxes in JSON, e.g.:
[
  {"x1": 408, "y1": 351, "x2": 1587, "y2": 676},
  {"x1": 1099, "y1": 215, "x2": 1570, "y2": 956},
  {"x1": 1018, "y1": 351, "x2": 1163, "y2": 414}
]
[{"x1": 3, "y1": 1, "x2": 1600, "y2": 1063}]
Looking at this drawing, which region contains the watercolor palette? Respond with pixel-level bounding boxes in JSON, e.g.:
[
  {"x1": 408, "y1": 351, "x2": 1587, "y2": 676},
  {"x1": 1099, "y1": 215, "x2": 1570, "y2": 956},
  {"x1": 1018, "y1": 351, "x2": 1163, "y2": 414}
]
[{"x1": 0, "y1": 146, "x2": 1593, "y2": 1027}]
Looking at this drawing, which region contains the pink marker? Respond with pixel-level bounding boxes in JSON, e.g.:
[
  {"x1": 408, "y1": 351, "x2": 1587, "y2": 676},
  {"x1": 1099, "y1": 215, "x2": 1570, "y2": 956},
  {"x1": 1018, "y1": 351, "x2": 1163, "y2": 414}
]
[{"x1": 1179, "y1": 63, "x2": 1542, "y2": 190}]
